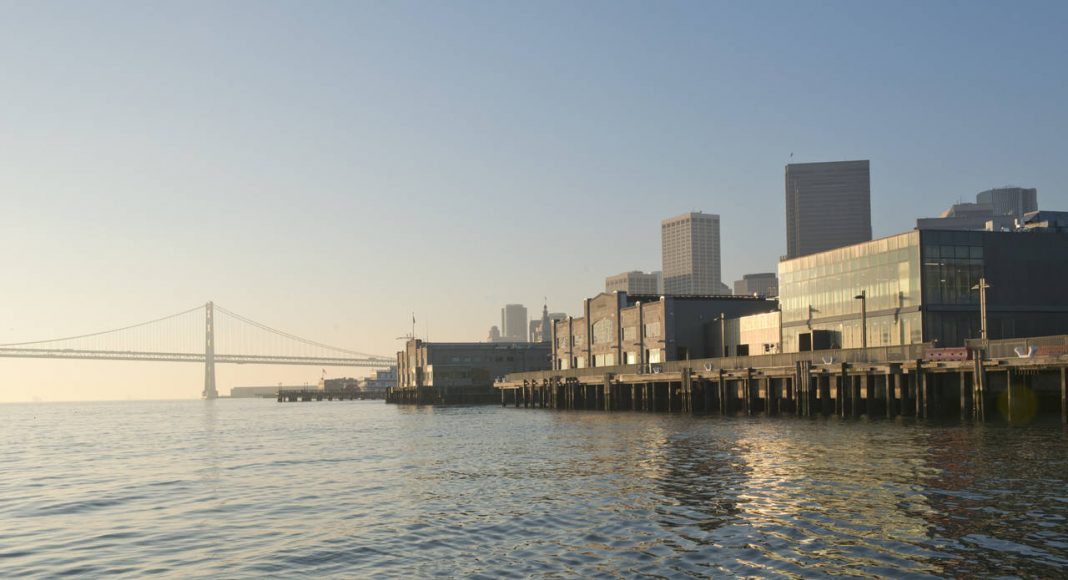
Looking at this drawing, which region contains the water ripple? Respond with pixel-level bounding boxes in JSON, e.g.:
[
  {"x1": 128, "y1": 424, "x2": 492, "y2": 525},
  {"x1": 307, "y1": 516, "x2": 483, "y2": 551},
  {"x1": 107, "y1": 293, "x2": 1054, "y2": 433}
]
[{"x1": 0, "y1": 401, "x2": 1066, "y2": 577}]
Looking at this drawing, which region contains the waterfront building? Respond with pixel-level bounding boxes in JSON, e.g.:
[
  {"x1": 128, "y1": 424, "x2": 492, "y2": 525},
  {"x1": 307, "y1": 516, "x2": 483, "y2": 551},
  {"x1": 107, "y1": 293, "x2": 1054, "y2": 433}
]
[
  {"x1": 550, "y1": 292, "x2": 777, "y2": 369},
  {"x1": 361, "y1": 367, "x2": 397, "y2": 398},
  {"x1": 733, "y1": 273, "x2": 778, "y2": 297},
  {"x1": 714, "y1": 310, "x2": 783, "y2": 357},
  {"x1": 785, "y1": 160, "x2": 872, "y2": 258},
  {"x1": 500, "y1": 304, "x2": 528, "y2": 342},
  {"x1": 395, "y1": 339, "x2": 550, "y2": 402},
  {"x1": 605, "y1": 271, "x2": 660, "y2": 295},
  {"x1": 918, "y1": 186, "x2": 1040, "y2": 231},
  {"x1": 661, "y1": 212, "x2": 729, "y2": 295},
  {"x1": 777, "y1": 228, "x2": 1068, "y2": 351}
]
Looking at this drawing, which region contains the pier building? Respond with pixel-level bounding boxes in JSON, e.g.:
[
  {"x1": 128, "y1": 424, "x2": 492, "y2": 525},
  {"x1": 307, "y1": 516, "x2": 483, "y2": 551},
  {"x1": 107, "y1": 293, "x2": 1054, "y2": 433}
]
[
  {"x1": 550, "y1": 292, "x2": 778, "y2": 369},
  {"x1": 389, "y1": 339, "x2": 550, "y2": 404},
  {"x1": 778, "y1": 228, "x2": 1068, "y2": 352}
]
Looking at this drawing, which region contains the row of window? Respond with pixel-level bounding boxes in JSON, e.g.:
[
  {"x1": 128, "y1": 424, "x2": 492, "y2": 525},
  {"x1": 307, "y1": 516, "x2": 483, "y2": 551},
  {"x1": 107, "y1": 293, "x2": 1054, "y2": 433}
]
[
  {"x1": 558, "y1": 349, "x2": 664, "y2": 369},
  {"x1": 445, "y1": 355, "x2": 515, "y2": 363},
  {"x1": 557, "y1": 320, "x2": 663, "y2": 349}
]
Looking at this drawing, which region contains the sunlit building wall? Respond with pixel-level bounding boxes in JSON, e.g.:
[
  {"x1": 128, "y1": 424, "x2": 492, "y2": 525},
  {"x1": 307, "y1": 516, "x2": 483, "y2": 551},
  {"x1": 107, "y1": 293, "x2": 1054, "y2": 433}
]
[{"x1": 778, "y1": 228, "x2": 1068, "y2": 351}]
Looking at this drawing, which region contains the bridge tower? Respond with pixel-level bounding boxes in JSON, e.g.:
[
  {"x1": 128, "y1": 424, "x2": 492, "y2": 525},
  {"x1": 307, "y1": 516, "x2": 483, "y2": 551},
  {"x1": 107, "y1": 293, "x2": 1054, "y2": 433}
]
[{"x1": 203, "y1": 301, "x2": 218, "y2": 400}]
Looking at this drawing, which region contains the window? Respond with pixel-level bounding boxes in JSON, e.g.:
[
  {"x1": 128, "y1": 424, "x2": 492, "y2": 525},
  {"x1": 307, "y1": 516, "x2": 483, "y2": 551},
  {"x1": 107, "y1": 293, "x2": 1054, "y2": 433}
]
[
  {"x1": 593, "y1": 354, "x2": 615, "y2": 367},
  {"x1": 644, "y1": 321, "x2": 661, "y2": 337},
  {"x1": 623, "y1": 326, "x2": 638, "y2": 341},
  {"x1": 625, "y1": 351, "x2": 639, "y2": 365},
  {"x1": 592, "y1": 319, "x2": 613, "y2": 344}
]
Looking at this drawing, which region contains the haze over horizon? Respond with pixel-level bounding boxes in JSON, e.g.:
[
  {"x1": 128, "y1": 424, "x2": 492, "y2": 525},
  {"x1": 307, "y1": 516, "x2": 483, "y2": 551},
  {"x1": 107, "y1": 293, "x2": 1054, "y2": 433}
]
[{"x1": 2, "y1": 0, "x2": 1066, "y2": 402}]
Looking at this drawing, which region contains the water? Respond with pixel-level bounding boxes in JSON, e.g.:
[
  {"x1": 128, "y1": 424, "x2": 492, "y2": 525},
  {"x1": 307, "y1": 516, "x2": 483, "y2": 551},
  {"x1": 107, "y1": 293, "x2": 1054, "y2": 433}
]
[{"x1": 2, "y1": 400, "x2": 1067, "y2": 578}]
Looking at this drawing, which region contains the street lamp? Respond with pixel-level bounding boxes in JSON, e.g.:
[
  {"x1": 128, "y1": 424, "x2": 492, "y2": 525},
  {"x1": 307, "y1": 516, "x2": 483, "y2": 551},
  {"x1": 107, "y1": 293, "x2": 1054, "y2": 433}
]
[
  {"x1": 854, "y1": 290, "x2": 867, "y2": 350},
  {"x1": 971, "y1": 277, "x2": 991, "y2": 341},
  {"x1": 717, "y1": 312, "x2": 728, "y2": 357}
]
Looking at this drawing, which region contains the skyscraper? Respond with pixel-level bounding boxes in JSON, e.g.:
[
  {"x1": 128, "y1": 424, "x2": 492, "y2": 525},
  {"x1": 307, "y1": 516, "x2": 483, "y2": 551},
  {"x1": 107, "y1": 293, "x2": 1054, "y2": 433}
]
[
  {"x1": 661, "y1": 212, "x2": 727, "y2": 295},
  {"x1": 785, "y1": 160, "x2": 872, "y2": 259},
  {"x1": 500, "y1": 304, "x2": 527, "y2": 342},
  {"x1": 976, "y1": 187, "x2": 1038, "y2": 221}
]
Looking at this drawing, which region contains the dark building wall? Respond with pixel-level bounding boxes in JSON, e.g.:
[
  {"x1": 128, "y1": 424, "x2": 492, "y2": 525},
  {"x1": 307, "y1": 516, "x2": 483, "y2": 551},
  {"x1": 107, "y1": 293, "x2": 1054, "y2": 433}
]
[
  {"x1": 668, "y1": 297, "x2": 779, "y2": 359},
  {"x1": 396, "y1": 340, "x2": 550, "y2": 391},
  {"x1": 920, "y1": 229, "x2": 1068, "y2": 346}
]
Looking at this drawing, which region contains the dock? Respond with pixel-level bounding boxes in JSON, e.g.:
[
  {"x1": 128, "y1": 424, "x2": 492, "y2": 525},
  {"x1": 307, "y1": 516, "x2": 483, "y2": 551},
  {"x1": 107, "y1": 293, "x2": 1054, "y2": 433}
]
[
  {"x1": 496, "y1": 335, "x2": 1068, "y2": 423},
  {"x1": 276, "y1": 387, "x2": 365, "y2": 402}
]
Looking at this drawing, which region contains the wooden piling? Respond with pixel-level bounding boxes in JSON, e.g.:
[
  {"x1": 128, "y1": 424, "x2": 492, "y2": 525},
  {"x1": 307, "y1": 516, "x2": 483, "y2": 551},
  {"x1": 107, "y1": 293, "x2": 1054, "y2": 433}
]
[{"x1": 1062, "y1": 367, "x2": 1067, "y2": 424}]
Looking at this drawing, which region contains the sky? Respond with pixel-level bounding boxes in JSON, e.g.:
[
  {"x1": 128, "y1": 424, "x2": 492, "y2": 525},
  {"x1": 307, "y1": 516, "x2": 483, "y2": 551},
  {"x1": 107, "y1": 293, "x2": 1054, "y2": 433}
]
[{"x1": 1, "y1": 1, "x2": 1066, "y2": 401}]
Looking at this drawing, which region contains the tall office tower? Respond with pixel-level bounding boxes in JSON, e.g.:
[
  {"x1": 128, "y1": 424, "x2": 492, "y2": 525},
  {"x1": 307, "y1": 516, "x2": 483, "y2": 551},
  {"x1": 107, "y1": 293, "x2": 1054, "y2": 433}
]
[
  {"x1": 500, "y1": 304, "x2": 528, "y2": 342},
  {"x1": 605, "y1": 271, "x2": 660, "y2": 295},
  {"x1": 785, "y1": 160, "x2": 872, "y2": 259},
  {"x1": 661, "y1": 212, "x2": 727, "y2": 295},
  {"x1": 976, "y1": 187, "x2": 1038, "y2": 221}
]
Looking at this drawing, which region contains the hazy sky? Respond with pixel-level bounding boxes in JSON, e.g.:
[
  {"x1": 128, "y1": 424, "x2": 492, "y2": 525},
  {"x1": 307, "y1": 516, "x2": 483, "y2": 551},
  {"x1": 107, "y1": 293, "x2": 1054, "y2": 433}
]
[{"x1": 2, "y1": 1, "x2": 1066, "y2": 401}]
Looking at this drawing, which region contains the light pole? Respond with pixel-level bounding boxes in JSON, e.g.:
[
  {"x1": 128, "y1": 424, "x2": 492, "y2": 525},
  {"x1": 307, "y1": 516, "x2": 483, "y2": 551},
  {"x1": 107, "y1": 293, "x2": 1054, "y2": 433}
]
[
  {"x1": 972, "y1": 277, "x2": 990, "y2": 341},
  {"x1": 719, "y1": 312, "x2": 727, "y2": 357},
  {"x1": 854, "y1": 290, "x2": 867, "y2": 350}
]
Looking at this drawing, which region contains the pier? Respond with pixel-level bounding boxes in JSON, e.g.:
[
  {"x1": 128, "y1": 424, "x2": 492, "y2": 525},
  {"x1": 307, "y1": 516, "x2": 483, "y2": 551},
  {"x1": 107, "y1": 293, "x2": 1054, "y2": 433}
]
[
  {"x1": 277, "y1": 387, "x2": 364, "y2": 402},
  {"x1": 496, "y1": 335, "x2": 1068, "y2": 423}
]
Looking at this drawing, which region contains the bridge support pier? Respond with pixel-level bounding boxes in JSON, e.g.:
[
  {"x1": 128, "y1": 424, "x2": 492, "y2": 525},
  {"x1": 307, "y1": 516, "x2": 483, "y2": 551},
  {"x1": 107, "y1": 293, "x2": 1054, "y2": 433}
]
[{"x1": 203, "y1": 301, "x2": 218, "y2": 400}]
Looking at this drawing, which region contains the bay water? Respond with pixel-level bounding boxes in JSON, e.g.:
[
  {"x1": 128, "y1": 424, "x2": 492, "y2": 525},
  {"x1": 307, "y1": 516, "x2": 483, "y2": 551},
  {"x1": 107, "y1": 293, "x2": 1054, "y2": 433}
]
[{"x1": 2, "y1": 399, "x2": 1067, "y2": 577}]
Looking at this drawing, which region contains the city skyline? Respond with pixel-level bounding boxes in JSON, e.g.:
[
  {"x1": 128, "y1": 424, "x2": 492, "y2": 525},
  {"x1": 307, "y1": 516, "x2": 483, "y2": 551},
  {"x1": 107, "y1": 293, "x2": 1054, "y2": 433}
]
[{"x1": 2, "y1": 1, "x2": 1067, "y2": 401}]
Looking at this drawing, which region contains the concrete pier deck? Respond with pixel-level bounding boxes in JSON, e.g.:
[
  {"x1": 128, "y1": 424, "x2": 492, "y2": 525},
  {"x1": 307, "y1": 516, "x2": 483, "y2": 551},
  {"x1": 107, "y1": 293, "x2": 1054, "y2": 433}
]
[{"x1": 496, "y1": 335, "x2": 1068, "y2": 423}]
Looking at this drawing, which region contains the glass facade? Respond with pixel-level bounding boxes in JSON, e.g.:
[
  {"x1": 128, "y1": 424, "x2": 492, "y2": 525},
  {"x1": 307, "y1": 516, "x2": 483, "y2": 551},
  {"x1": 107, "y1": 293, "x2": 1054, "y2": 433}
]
[
  {"x1": 778, "y1": 231, "x2": 924, "y2": 351},
  {"x1": 920, "y1": 230, "x2": 985, "y2": 305}
]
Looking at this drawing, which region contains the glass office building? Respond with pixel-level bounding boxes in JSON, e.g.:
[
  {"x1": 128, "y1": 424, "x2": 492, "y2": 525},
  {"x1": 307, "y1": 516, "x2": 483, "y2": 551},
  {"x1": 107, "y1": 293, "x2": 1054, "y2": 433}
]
[{"x1": 778, "y1": 229, "x2": 1068, "y2": 351}]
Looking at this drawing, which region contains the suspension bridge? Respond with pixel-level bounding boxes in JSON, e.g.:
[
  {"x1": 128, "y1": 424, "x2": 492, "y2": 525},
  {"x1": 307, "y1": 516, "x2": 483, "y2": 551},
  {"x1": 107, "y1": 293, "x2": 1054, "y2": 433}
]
[{"x1": 0, "y1": 302, "x2": 394, "y2": 399}]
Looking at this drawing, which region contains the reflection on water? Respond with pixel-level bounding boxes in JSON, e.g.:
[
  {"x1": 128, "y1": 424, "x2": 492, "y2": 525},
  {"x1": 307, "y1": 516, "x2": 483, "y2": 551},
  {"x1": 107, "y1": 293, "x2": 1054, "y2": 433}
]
[{"x1": 0, "y1": 401, "x2": 1065, "y2": 577}]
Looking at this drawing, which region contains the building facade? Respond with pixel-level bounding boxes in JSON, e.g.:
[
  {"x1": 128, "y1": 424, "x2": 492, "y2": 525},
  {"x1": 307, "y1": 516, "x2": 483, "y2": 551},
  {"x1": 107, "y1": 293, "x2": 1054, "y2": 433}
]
[
  {"x1": 550, "y1": 292, "x2": 778, "y2": 369},
  {"x1": 500, "y1": 304, "x2": 527, "y2": 342},
  {"x1": 785, "y1": 160, "x2": 872, "y2": 259},
  {"x1": 661, "y1": 212, "x2": 728, "y2": 295},
  {"x1": 605, "y1": 271, "x2": 661, "y2": 295},
  {"x1": 977, "y1": 187, "x2": 1038, "y2": 221},
  {"x1": 778, "y1": 228, "x2": 1068, "y2": 351},
  {"x1": 396, "y1": 339, "x2": 550, "y2": 395},
  {"x1": 717, "y1": 310, "x2": 782, "y2": 357},
  {"x1": 733, "y1": 272, "x2": 779, "y2": 297},
  {"x1": 361, "y1": 367, "x2": 397, "y2": 398}
]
